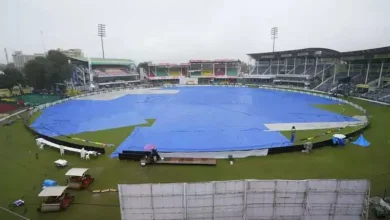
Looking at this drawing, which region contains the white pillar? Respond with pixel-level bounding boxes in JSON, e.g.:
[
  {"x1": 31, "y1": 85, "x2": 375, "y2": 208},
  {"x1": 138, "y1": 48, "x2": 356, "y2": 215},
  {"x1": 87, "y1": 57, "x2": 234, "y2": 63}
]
[
  {"x1": 322, "y1": 64, "x2": 325, "y2": 82},
  {"x1": 314, "y1": 57, "x2": 318, "y2": 75},
  {"x1": 347, "y1": 64, "x2": 351, "y2": 77},
  {"x1": 277, "y1": 59, "x2": 280, "y2": 75},
  {"x1": 285, "y1": 59, "x2": 287, "y2": 74},
  {"x1": 88, "y1": 57, "x2": 93, "y2": 83},
  {"x1": 293, "y1": 58, "x2": 296, "y2": 74},
  {"x1": 256, "y1": 62, "x2": 259, "y2": 75},
  {"x1": 378, "y1": 62, "x2": 384, "y2": 87},
  {"x1": 225, "y1": 63, "x2": 227, "y2": 75},
  {"x1": 180, "y1": 66, "x2": 183, "y2": 76},
  {"x1": 270, "y1": 60, "x2": 272, "y2": 74},
  {"x1": 387, "y1": 62, "x2": 390, "y2": 74},
  {"x1": 333, "y1": 63, "x2": 337, "y2": 84},
  {"x1": 83, "y1": 70, "x2": 86, "y2": 85},
  {"x1": 304, "y1": 57, "x2": 307, "y2": 73},
  {"x1": 212, "y1": 63, "x2": 215, "y2": 76},
  {"x1": 365, "y1": 62, "x2": 370, "y2": 84}
]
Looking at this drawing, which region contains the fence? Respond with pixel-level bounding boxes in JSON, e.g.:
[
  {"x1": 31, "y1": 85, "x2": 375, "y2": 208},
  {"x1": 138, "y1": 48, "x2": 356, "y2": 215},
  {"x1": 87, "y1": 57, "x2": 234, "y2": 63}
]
[{"x1": 118, "y1": 179, "x2": 370, "y2": 220}]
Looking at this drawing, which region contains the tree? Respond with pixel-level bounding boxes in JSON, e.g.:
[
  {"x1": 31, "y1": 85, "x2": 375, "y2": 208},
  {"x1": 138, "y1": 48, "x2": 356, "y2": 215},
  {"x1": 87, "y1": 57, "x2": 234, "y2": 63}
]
[
  {"x1": 45, "y1": 50, "x2": 72, "y2": 84},
  {"x1": 0, "y1": 63, "x2": 6, "y2": 71},
  {"x1": 240, "y1": 62, "x2": 249, "y2": 74},
  {"x1": 6, "y1": 63, "x2": 15, "y2": 69},
  {"x1": 0, "y1": 68, "x2": 24, "y2": 92},
  {"x1": 24, "y1": 57, "x2": 48, "y2": 90},
  {"x1": 24, "y1": 50, "x2": 72, "y2": 90}
]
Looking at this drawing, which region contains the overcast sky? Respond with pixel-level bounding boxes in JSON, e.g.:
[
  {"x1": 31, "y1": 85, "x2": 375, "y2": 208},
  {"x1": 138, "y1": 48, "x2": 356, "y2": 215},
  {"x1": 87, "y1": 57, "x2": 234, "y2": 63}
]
[{"x1": 1, "y1": 0, "x2": 389, "y2": 64}]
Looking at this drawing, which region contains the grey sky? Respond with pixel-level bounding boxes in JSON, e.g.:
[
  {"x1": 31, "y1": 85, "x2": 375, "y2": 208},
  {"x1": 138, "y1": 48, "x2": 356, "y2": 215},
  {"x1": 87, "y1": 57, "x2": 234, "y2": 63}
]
[{"x1": 1, "y1": 0, "x2": 389, "y2": 64}]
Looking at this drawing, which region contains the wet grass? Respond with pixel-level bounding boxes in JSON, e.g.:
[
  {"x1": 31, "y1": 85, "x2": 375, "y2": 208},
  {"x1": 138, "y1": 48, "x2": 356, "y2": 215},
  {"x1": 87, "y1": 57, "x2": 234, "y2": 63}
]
[{"x1": 0, "y1": 98, "x2": 389, "y2": 220}]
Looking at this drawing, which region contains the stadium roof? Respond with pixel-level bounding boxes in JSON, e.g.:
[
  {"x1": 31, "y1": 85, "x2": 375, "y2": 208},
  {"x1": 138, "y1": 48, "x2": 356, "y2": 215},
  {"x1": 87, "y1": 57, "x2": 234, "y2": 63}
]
[
  {"x1": 340, "y1": 46, "x2": 390, "y2": 64},
  {"x1": 248, "y1": 48, "x2": 340, "y2": 60},
  {"x1": 248, "y1": 46, "x2": 390, "y2": 63},
  {"x1": 70, "y1": 57, "x2": 135, "y2": 66}
]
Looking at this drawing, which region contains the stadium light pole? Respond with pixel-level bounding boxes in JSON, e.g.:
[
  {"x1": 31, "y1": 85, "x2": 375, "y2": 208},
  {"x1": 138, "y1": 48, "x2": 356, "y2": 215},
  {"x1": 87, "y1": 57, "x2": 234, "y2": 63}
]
[
  {"x1": 98, "y1": 24, "x2": 106, "y2": 58},
  {"x1": 270, "y1": 27, "x2": 278, "y2": 52}
]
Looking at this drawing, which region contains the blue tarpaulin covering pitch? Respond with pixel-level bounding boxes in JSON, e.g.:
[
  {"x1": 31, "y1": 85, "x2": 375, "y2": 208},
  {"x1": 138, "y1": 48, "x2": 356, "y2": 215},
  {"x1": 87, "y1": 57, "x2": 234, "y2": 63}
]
[
  {"x1": 352, "y1": 135, "x2": 370, "y2": 147},
  {"x1": 30, "y1": 87, "x2": 358, "y2": 157}
]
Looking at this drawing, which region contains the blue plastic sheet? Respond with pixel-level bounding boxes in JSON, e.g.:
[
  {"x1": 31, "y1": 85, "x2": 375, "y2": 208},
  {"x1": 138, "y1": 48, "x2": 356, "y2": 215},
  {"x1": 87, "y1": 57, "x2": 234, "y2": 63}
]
[
  {"x1": 353, "y1": 135, "x2": 370, "y2": 147},
  {"x1": 30, "y1": 87, "x2": 358, "y2": 156}
]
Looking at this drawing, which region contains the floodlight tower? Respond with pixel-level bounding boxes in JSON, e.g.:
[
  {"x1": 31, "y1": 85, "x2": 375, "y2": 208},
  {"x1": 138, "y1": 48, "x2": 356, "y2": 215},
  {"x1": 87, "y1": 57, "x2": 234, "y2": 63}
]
[
  {"x1": 270, "y1": 27, "x2": 278, "y2": 52},
  {"x1": 98, "y1": 24, "x2": 106, "y2": 58}
]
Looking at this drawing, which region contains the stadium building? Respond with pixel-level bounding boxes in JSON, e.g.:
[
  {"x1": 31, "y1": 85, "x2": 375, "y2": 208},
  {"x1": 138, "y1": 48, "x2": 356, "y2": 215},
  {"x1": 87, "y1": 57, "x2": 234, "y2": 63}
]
[
  {"x1": 70, "y1": 57, "x2": 139, "y2": 89},
  {"x1": 147, "y1": 63, "x2": 190, "y2": 85},
  {"x1": 147, "y1": 59, "x2": 241, "y2": 85},
  {"x1": 247, "y1": 46, "x2": 390, "y2": 102}
]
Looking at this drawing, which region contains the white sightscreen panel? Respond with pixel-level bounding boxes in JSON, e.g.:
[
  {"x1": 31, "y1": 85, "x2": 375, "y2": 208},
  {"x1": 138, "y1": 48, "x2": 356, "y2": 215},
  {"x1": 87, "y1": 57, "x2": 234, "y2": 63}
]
[
  {"x1": 246, "y1": 180, "x2": 275, "y2": 218},
  {"x1": 214, "y1": 181, "x2": 244, "y2": 219},
  {"x1": 152, "y1": 183, "x2": 184, "y2": 220},
  {"x1": 119, "y1": 180, "x2": 369, "y2": 220},
  {"x1": 186, "y1": 182, "x2": 213, "y2": 220},
  {"x1": 275, "y1": 180, "x2": 306, "y2": 218}
]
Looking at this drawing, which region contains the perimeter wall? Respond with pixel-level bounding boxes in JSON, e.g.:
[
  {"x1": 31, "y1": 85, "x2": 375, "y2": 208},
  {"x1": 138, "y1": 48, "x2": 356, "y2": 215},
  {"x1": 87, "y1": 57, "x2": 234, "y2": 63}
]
[{"x1": 118, "y1": 179, "x2": 370, "y2": 220}]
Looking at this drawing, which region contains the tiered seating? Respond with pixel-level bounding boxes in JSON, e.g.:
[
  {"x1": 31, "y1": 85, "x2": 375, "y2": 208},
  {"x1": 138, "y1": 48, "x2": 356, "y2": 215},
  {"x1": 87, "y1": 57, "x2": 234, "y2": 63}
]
[
  {"x1": 168, "y1": 68, "x2": 181, "y2": 77},
  {"x1": 227, "y1": 67, "x2": 238, "y2": 76},
  {"x1": 352, "y1": 73, "x2": 366, "y2": 84},
  {"x1": 94, "y1": 69, "x2": 108, "y2": 76},
  {"x1": 329, "y1": 72, "x2": 348, "y2": 91},
  {"x1": 294, "y1": 65, "x2": 305, "y2": 74},
  {"x1": 313, "y1": 65, "x2": 324, "y2": 76},
  {"x1": 361, "y1": 88, "x2": 390, "y2": 103},
  {"x1": 182, "y1": 67, "x2": 188, "y2": 77},
  {"x1": 201, "y1": 64, "x2": 213, "y2": 77},
  {"x1": 191, "y1": 71, "x2": 201, "y2": 76},
  {"x1": 156, "y1": 67, "x2": 168, "y2": 76},
  {"x1": 315, "y1": 77, "x2": 335, "y2": 92},
  {"x1": 201, "y1": 70, "x2": 213, "y2": 77},
  {"x1": 94, "y1": 67, "x2": 131, "y2": 77},
  {"x1": 105, "y1": 68, "x2": 127, "y2": 75},
  {"x1": 148, "y1": 69, "x2": 156, "y2": 77},
  {"x1": 349, "y1": 71, "x2": 360, "y2": 78},
  {"x1": 304, "y1": 65, "x2": 315, "y2": 75},
  {"x1": 366, "y1": 71, "x2": 380, "y2": 84},
  {"x1": 270, "y1": 65, "x2": 278, "y2": 74},
  {"x1": 254, "y1": 66, "x2": 269, "y2": 75},
  {"x1": 214, "y1": 64, "x2": 225, "y2": 76},
  {"x1": 0, "y1": 103, "x2": 19, "y2": 113},
  {"x1": 190, "y1": 64, "x2": 201, "y2": 76}
]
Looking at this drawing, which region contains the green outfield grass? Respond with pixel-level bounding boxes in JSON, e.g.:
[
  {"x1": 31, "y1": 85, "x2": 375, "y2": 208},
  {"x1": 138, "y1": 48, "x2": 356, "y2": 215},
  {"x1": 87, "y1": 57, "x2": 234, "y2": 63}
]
[{"x1": 0, "y1": 97, "x2": 389, "y2": 220}]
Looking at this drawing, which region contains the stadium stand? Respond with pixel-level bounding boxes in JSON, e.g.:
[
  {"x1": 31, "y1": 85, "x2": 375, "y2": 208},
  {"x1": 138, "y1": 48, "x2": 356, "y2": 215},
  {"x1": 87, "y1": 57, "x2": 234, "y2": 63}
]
[
  {"x1": 361, "y1": 88, "x2": 390, "y2": 102},
  {"x1": 190, "y1": 63, "x2": 202, "y2": 77},
  {"x1": 214, "y1": 64, "x2": 226, "y2": 76},
  {"x1": 168, "y1": 67, "x2": 181, "y2": 77},
  {"x1": 68, "y1": 57, "x2": 139, "y2": 89},
  {"x1": 0, "y1": 103, "x2": 19, "y2": 114},
  {"x1": 181, "y1": 65, "x2": 189, "y2": 77},
  {"x1": 247, "y1": 46, "x2": 390, "y2": 103},
  {"x1": 20, "y1": 94, "x2": 62, "y2": 106},
  {"x1": 148, "y1": 68, "x2": 156, "y2": 77},
  {"x1": 188, "y1": 60, "x2": 241, "y2": 78},
  {"x1": 156, "y1": 67, "x2": 169, "y2": 76},
  {"x1": 201, "y1": 63, "x2": 213, "y2": 77}
]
